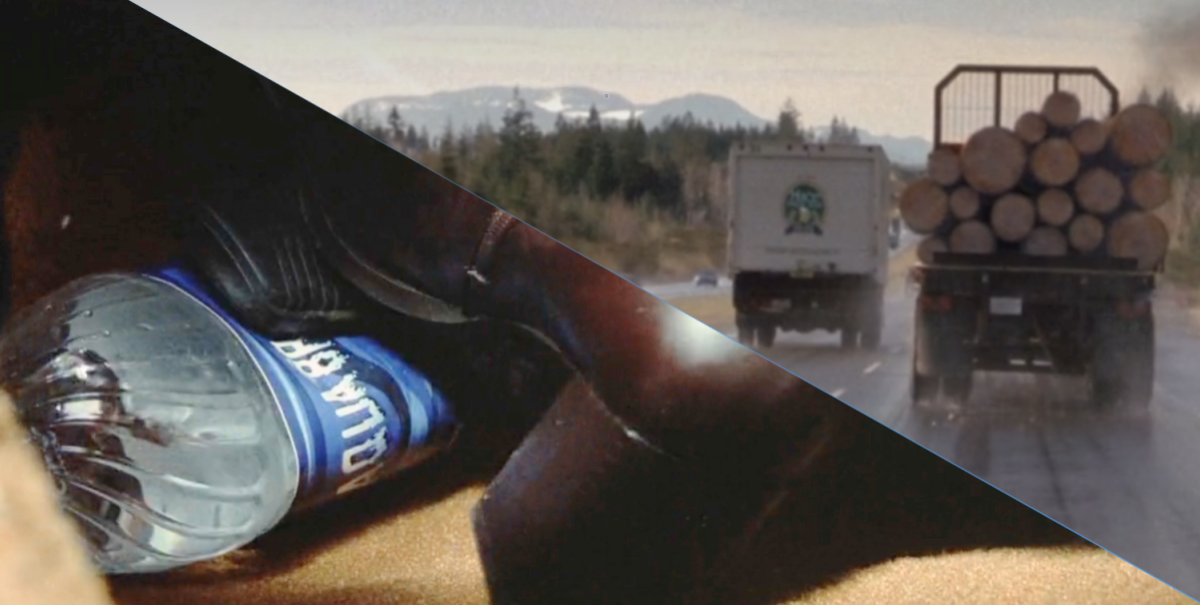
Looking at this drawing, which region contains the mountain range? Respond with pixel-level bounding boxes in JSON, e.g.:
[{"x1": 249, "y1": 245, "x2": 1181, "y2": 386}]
[{"x1": 340, "y1": 86, "x2": 932, "y2": 166}]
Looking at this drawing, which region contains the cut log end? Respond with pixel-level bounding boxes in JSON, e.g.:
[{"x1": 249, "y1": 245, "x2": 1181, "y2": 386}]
[
  {"x1": 1110, "y1": 104, "x2": 1173, "y2": 167},
  {"x1": 1022, "y1": 226, "x2": 1069, "y2": 257},
  {"x1": 917, "y1": 236, "x2": 949, "y2": 265},
  {"x1": 927, "y1": 147, "x2": 962, "y2": 187},
  {"x1": 948, "y1": 186, "x2": 982, "y2": 220},
  {"x1": 1036, "y1": 188, "x2": 1076, "y2": 227},
  {"x1": 1067, "y1": 214, "x2": 1105, "y2": 253},
  {"x1": 1129, "y1": 168, "x2": 1173, "y2": 211},
  {"x1": 1030, "y1": 137, "x2": 1081, "y2": 187},
  {"x1": 898, "y1": 178, "x2": 949, "y2": 234},
  {"x1": 1014, "y1": 111, "x2": 1048, "y2": 145},
  {"x1": 990, "y1": 193, "x2": 1037, "y2": 243},
  {"x1": 1075, "y1": 167, "x2": 1124, "y2": 216},
  {"x1": 1070, "y1": 118, "x2": 1109, "y2": 157},
  {"x1": 961, "y1": 127, "x2": 1027, "y2": 195},
  {"x1": 1042, "y1": 91, "x2": 1083, "y2": 130},
  {"x1": 1108, "y1": 211, "x2": 1169, "y2": 271},
  {"x1": 949, "y1": 220, "x2": 997, "y2": 255}
]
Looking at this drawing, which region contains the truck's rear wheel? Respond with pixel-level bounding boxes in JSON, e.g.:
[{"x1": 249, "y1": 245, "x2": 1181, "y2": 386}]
[
  {"x1": 912, "y1": 301, "x2": 974, "y2": 408},
  {"x1": 860, "y1": 303, "x2": 883, "y2": 350},
  {"x1": 911, "y1": 307, "x2": 937, "y2": 408},
  {"x1": 756, "y1": 323, "x2": 777, "y2": 348},
  {"x1": 840, "y1": 329, "x2": 857, "y2": 349},
  {"x1": 840, "y1": 323, "x2": 859, "y2": 349},
  {"x1": 941, "y1": 373, "x2": 973, "y2": 405},
  {"x1": 736, "y1": 314, "x2": 754, "y2": 347},
  {"x1": 912, "y1": 358, "x2": 939, "y2": 408},
  {"x1": 1125, "y1": 314, "x2": 1155, "y2": 411},
  {"x1": 911, "y1": 371, "x2": 973, "y2": 408},
  {"x1": 1091, "y1": 309, "x2": 1154, "y2": 412}
]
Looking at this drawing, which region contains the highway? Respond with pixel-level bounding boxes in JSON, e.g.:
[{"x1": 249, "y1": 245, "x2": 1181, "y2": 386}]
[{"x1": 652, "y1": 238, "x2": 1200, "y2": 601}]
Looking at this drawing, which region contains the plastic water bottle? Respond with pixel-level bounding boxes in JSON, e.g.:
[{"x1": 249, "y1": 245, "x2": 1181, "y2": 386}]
[{"x1": 0, "y1": 266, "x2": 460, "y2": 574}]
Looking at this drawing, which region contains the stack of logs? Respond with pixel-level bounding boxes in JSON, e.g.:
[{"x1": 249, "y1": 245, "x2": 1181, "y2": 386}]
[{"x1": 900, "y1": 90, "x2": 1174, "y2": 271}]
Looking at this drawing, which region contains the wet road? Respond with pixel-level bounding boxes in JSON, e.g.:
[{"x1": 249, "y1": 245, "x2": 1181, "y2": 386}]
[{"x1": 661, "y1": 283, "x2": 1200, "y2": 601}]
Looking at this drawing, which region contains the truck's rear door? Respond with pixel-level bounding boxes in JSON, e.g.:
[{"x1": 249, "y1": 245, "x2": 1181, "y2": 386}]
[{"x1": 729, "y1": 144, "x2": 888, "y2": 276}]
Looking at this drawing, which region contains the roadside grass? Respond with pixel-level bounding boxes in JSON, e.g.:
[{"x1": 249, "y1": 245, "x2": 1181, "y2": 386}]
[
  {"x1": 566, "y1": 223, "x2": 727, "y2": 283},
  {"x1": 669, "y1": 295, "x2": 736, "y2": 331}
]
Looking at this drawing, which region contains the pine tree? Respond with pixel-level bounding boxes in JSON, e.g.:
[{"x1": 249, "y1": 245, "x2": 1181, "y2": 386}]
[
  {"x1": 557, "y1": 107, "x2": 601, "y2": 195},
  {"x1": 457, "y1": 132, "x2": 472, "y2": 164},
  {"x1": 616, "y1": 117, "x2": 653, "y2": 201},
  {"x1": 439, "y1": 121, "x2": 458, "y2": 182},
  {"x1": 1156, "y1": 88, "x2": 1182, "y2": 116},
  {"x1": 826, "y1": 116, "x2": 861, "y2": 144},
  {"x1": 499, "y1": 86, "x2": 541, "y2": 167},
  {"x1": 388, "y1": 106, "x2": 405, "y2": 146},
  {"x1": 404, "y1": 125, "x2": 420, "y2": 151},
  {"x1": 589, "y1": 136, "x2": 620, "y2": 199},
  {"x1": 778, "y1": 98, "x2": 801, "y2": 139},
  {"x1": 650, "y1": 157, "x2": 684, "y2": 216},
  {"x1": 586, "y1": 105, "x2": 602, "y2": 132},
  {"x1": 487, "y1": 86, "x2": 543, "y2": 212},
  {"x1": 419, "y1": 126, "x2": 431, "y2": 152}
]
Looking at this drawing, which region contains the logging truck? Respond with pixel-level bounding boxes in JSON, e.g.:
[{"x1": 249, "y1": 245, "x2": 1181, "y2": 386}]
[
  {"x1": 728, "y1": 142, "x2": 892, "y2": 349},
  {"x1": 906, "y1": 65, "x2": 1169, "y2": 411}
]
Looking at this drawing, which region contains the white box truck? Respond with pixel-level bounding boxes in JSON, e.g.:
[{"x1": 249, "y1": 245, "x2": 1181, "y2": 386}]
[{"x1": 728, "y1": 142, "x2": 893, "y2": 349}]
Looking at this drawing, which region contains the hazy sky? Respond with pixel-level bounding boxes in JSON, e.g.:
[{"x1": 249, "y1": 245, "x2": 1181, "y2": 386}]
[{"x1": 133, "y1": 0, "x2": 1200, "y2": 139}]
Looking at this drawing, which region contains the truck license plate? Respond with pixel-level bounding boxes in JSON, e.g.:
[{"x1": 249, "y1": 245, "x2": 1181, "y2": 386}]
[{"x1": 989, "y1": 297, "x2": 1022, "y2": 316}]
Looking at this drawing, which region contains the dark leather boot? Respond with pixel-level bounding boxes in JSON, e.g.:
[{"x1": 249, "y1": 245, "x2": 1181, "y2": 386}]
[
  {"x1": 177, "y1": 174, "x2": 576, "y2": 442},
  {"x1": 287, "y1": 98, "x2": 872, "y2": 603},
  {"x1": 178, "y1": 186, "x2": 372, "y2": 339}
]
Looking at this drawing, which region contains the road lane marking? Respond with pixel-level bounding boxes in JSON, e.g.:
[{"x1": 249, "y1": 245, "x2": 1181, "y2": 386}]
[
  {"x1": 864, "y1": 361, "x2": 882, "y2": 375},
  {"x1": 831, "y1": 388, "x2": 846, "y2": 398}
]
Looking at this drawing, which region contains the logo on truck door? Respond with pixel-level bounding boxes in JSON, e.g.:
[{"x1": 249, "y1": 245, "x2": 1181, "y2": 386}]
[{"x1": 784, "y1": 183, "x2": 826, "y2": 236}]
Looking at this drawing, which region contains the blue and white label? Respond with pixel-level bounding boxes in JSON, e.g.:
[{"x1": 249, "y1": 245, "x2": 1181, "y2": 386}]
[
  {"x1": 146, "y1": 266, "x2": 460, "y2": 511},
  {"x1": 273, "y1": 339, "x2": 395, "y2": 483}
]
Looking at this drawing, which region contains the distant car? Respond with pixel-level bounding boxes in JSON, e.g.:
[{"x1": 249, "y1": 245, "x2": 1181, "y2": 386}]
[
  {"x1": 889, "y1": 230, "x2": 900, "y2": 249},
  {"x1": 693, "y1": 270, "x2": 720, "y2": 288}
]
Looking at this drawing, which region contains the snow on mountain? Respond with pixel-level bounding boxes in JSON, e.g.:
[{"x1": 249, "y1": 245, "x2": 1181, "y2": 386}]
[
  {"x1": 342, "y1": 85, "x2": 640, "y2": 133},
  {"x1": 341, "y1": 86, "x2": 931, "y2": 166}
]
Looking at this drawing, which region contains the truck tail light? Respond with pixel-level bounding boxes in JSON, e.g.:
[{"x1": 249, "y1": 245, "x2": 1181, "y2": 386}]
[
  {"x1": 919, "y1": 295, "x2": 953, "y2": 312},
  {"x1": 739, "y1": 295, "x2": 763, "y2": 310},
  {"x1": 1116, "y1": 299, "x2": 1150, "y2": 318}
]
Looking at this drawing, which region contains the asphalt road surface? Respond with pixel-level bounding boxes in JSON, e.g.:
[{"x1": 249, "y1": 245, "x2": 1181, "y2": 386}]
[{"x1": 657, "y1": 269, "x2": 1200, "y2": 601}]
